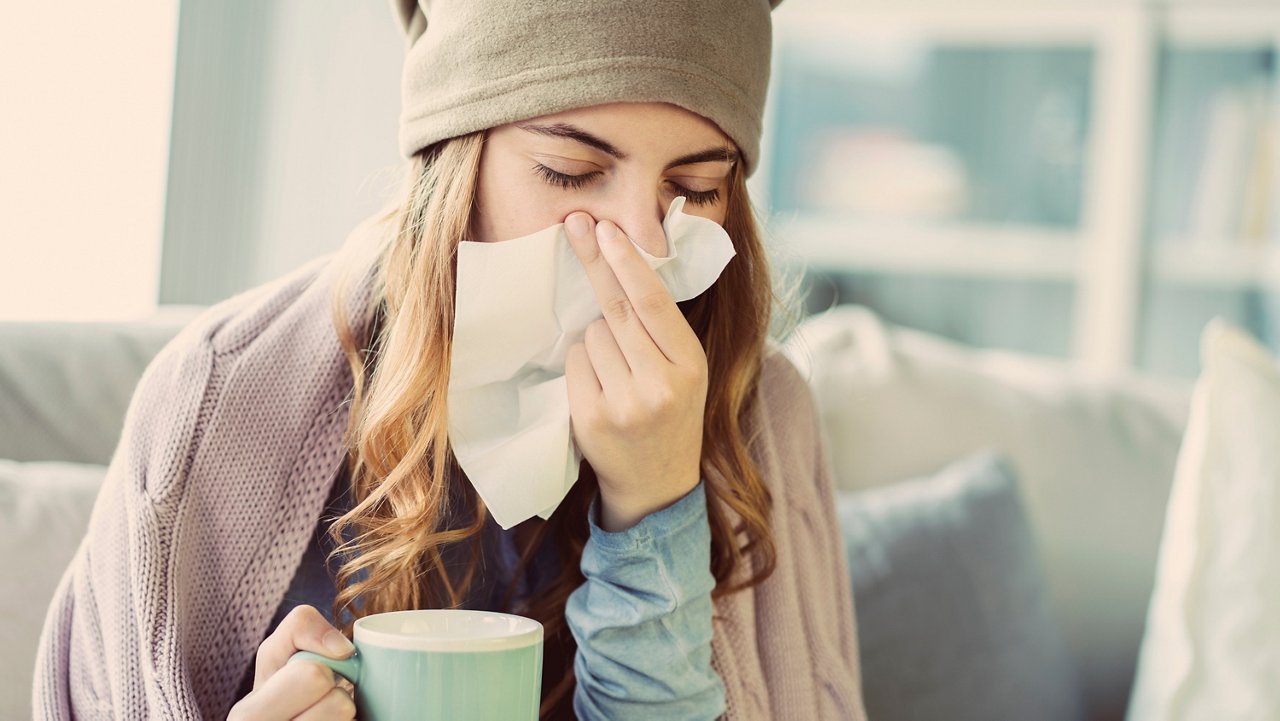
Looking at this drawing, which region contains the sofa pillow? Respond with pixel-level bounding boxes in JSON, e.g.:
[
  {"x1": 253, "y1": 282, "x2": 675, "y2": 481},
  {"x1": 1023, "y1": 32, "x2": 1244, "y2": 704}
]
[
  {"x1": 1126, "y1": 319, "x2": 1280, "y2": 720},
  {"x1": 838, "y1": 449, "x2": 1085, "y2": 721},
  {"x1": 0, "y1": 459, "x2": 106, "y2": 721},
  {"x1": 786, "y1": 304, "x2": 1191, "y2": 719}
]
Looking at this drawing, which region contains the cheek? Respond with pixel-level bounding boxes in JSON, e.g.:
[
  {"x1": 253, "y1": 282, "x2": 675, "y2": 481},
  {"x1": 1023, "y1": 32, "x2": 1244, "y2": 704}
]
[
  {"x1": 477, "y1": 185, "x2": 570, "y2": 242},
  {"x1": 473, "y1": 156, "x2": 570, "y2": 242},
  {"x1": 688, "y1": 205, "x2": 728, "y2": 228}
]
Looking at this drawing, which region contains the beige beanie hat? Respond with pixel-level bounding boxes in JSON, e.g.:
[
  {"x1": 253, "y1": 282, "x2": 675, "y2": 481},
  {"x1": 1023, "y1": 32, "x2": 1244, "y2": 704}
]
[{"x1": 389, "y1": 0, "x2": 782, "y2": 178}]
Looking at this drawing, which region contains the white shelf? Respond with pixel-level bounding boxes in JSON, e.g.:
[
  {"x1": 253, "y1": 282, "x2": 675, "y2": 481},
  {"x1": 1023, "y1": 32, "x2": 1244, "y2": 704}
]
[
  {"x1": 765, "y1": 216, "x2": 1082, "y2": 281},
  {"x1": 1161, "y1": 4, "x2": 1280, "y2": 46},
  {"x1": 775, "y1": 1, "x2": 1125, "y2": 43},
  {"x1": 1152, "y1": 242, "x2": 1280, "y2": 288}
]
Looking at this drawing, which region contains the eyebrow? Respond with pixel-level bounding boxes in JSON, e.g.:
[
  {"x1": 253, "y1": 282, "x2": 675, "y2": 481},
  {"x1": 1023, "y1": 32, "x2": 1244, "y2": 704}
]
[{"x1": 516, "y1": 122, "x2": 739, "y2": 171}]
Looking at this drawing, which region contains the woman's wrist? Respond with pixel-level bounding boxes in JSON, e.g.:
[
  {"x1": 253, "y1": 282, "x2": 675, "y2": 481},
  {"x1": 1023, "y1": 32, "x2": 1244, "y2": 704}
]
[{"x1": 597, "y1": 477, "x2": 701, "y2": 533}]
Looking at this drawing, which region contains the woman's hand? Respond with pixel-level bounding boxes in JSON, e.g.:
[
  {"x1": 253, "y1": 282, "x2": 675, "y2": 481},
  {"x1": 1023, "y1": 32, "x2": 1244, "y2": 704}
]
[
  {"x1": 564, "y1": 212, "x2": 708, "y2": 532},
  {"x1": 227, "y1": 605, "x2": 357, "y2": 721}
]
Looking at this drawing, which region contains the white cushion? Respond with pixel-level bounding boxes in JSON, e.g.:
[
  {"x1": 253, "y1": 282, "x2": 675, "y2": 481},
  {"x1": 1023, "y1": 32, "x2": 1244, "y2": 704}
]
[
  {"x1": 1126, "y1": 319, "x2": 1280, "y2": 720},
  {"x1": 0, "y1": 305, "x2": 204, "y2": 464},
  {"x1": 783, "y1": 305, "x2": 1192, "y2": 720},
  {"x1": 0, "y1": 459, "x2": 106, "y2": 721}
]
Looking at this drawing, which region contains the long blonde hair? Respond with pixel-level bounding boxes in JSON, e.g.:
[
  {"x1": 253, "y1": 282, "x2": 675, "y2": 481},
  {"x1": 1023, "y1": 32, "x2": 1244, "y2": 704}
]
[{"x1": 324, "y1": 127, "x2": 802, "y2": 717}]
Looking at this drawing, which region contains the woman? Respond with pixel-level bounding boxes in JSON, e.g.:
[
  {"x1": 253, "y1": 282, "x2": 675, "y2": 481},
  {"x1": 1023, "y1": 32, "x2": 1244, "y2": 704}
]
[{"x1": 32, "y1": 0, "x2": 867, "y2": 719}]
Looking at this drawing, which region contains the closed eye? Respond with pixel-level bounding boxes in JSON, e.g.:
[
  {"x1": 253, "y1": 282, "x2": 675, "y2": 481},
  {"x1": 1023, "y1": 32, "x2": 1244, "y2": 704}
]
[{"x1": 530, "y1": 163, "x2": 721, "y2": 206}]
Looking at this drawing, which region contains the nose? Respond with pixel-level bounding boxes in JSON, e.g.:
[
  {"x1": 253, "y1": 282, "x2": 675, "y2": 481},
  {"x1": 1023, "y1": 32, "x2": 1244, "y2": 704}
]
[{"x1": 595, "y1": 193, "x2": 670, "y2": 259}]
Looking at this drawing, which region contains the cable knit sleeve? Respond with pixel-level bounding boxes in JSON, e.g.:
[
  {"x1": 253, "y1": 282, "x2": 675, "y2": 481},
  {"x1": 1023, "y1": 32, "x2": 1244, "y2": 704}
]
[
  {"x1": 31, "y1": 330, "x2": 217, "y2": 720},
  {"x1": 753, "y1": 344, "x2": 869, "y2": 720},
  {"x1": 809, "y1": 398, "x2": 869, "y2": 718},
  {"x1": 566, "y1": 478, "x2": 726, "y2": 720}
]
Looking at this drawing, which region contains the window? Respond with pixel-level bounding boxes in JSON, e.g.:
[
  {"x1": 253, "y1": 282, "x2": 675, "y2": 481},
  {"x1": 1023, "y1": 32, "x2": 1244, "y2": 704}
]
[{"x1": 0, "y1": 2, "x2": 177, "y2": 321}]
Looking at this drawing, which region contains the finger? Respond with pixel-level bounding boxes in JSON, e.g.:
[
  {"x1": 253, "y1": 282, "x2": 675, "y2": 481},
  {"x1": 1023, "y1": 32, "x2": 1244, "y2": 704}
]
[
  {"x1": 583, "y1": 318, "x2": 631, "y2": 394},
  {"x1": 335, "y1": 675, "x2": 356, "y2": 697},
  {"x1": 237, "y1": 658, "x2": 339, "y2": 721},
  {"x1": 592, "y1": 218, "x2": 700, "y2": 368},
  {"x1": 565, "y1": 213, "x2": 666, "y2": 375},
  {"x1": 255, "y1": 605, "x2": 354, "y2": 690},
  {"x1": 293, "y1": 685, "x2": 358, "y2": 721}
]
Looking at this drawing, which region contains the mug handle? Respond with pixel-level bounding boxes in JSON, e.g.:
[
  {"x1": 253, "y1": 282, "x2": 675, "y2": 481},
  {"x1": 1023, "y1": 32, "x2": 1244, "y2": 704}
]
[{"x1": 288, "y1": 649, "x2": 362, "y2": 686}]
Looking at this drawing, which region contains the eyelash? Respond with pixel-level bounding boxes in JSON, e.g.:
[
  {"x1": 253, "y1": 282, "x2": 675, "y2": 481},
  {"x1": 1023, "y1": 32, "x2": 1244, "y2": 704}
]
[{"x1": 530, "y1": 163, "x2": 722, "y2": 206}]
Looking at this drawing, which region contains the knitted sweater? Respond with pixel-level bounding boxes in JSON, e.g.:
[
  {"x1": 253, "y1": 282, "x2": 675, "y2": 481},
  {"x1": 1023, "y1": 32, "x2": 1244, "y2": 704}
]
[{"x1": 31, "y1": 210, "x2": 869, "y2": 720}]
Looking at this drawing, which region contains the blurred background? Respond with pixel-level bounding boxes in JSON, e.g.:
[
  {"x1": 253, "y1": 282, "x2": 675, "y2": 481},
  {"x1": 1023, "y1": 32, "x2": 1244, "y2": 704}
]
[
  {"x1": 4, "y1": 0, "x2": 1280, "y2": 382},
  {"x1": 762, "y1": 0, "x2": 1280, "y2": 382}
]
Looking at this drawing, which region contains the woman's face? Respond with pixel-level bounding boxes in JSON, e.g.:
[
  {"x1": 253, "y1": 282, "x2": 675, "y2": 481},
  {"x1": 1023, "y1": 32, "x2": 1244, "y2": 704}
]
[{"x1": 470, "y1": 101, "x2": 738, "y2": 257}]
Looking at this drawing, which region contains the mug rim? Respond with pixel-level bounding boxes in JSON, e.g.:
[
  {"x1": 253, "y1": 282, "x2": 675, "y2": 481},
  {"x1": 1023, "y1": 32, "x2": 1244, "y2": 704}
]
[{"x1": 353, "y1": 609, "x2": 544, "y2": 652}]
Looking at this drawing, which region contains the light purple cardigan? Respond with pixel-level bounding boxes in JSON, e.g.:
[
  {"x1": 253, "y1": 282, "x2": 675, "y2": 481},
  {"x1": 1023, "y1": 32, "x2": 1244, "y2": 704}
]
[{"x1": 31, "y1": 211, "x2": 869, "y2": 720}]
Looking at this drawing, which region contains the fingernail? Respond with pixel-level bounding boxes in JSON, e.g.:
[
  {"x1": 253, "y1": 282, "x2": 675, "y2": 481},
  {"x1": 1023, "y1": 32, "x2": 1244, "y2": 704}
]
[
  {"x1": 597, "y1": 221, "x2": 617, "y2": 243},
  {"x1": 566, "y1": 213, "x2": 589, "y2": 238},
  {"x1": 324, "y1": 630, "x2": 355, "y2": 657}
]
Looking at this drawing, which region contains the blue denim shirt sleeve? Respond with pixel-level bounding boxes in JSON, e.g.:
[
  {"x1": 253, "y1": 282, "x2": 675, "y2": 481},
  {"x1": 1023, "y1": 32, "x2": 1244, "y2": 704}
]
[{"x1": 566, "y1": 478, "x2": 726, "y2": 720}]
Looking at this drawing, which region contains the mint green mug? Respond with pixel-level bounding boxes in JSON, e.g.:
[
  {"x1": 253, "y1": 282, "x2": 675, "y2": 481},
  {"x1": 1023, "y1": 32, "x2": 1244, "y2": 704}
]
[{"x1": 288, "y1": 609, "x2": 543, "y2": 721}]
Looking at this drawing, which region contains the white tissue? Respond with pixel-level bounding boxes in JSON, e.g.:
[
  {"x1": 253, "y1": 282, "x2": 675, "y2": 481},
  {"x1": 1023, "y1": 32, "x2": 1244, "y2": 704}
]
[{"x1": 448, "y1": 195, "x2": 737, "y2": 529}]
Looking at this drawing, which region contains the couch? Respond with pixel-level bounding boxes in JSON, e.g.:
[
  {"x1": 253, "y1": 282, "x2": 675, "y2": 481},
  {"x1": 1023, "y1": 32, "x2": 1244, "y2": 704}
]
[{"x1": 0, "y1": 303, "x2": 1193, "y2": 720}]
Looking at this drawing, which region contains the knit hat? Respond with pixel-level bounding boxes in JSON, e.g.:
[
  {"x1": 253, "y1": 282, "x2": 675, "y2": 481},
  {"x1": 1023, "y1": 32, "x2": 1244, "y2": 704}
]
[{"x1": 389, "y1": 0, "x2": 782, "y2": 178}]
